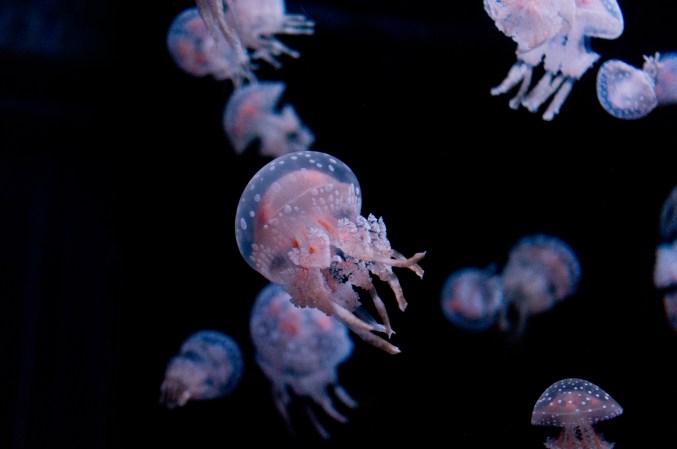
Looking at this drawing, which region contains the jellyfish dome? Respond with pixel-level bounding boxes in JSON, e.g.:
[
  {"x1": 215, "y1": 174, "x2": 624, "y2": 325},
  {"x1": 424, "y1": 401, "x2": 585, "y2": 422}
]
[
  {"x1": 235, "y1": 151, "x2": 425, "y2": 354},
  {"x1": 596, "y1": 59, "x2": 659, "y2": 120}
]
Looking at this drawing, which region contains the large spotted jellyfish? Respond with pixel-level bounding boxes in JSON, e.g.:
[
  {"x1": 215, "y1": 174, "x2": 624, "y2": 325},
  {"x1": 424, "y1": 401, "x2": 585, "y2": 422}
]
[
  {"x1": 532, "y1": 378, "x2": 623, "y2": 449},
  {"x1": 250, "y1": 283, "x2": 357, "y2": 439},
  {"x1": 235, "y1": 151, "x2": 426, "y2": 354},
  {"x1": 159, "y1": 330, "x2": 243, "y2": 409},
  {"x1": 484, "y1": 0, "x2": 624, "y2": 120},
  {"x1": 596, "y1": 52, "x2": 677, "y2": 119},
  {"x1": 223, "y1": 81, "x2": 315, "y2": 157}
]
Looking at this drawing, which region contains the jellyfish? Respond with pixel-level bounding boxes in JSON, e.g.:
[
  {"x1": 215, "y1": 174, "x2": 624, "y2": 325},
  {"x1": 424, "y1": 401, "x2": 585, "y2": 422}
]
[
  {"x1": 235, "y1": 151, "x2": 426, "y2": 354},
  {"x1": 166, "y1": 7, "x2": 252, "y2": 86},
  {"x1": 485, "y1": 0, "x2": 624, "y2": 120},
  {"x1": 440, "y1": 266, "x2": 504, "y2": 332},
  {"x1": 596, "y1": 52, "x2": 677, "y2": 119},
  {"x1": 223, "y1": 0, "x2": 315, "y2": 69},
  {"x1": 654, "y1": 186, "x2": 677, "y2": 331},
  {"x1": 250, "y1": 283, "x2": 357, "y2": 439},
  {"x1": 499, "y1": 234, "x2": 581, "y2": 336},
  {"x1": 159, "y1": 330, "x2": 243, "y2": 409},
  {"x1": 223, "y1": 81, "x2": 315, "y2": 157},
  {"x1": 532, "y1": 378, "x2": 623, "y2": 449},
  {"x1": 659, "y1": 186, "x2": 677, "y2": 244}
]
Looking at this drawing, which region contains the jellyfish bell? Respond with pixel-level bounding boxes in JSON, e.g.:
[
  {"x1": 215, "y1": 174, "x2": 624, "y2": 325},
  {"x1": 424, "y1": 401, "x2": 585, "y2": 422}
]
[
  {"x1": 596, "y1": 59, "x2": 659, "y2": 120},
  {"x1": 235, "y1": 151, "x2": 425, "y2": 354}
]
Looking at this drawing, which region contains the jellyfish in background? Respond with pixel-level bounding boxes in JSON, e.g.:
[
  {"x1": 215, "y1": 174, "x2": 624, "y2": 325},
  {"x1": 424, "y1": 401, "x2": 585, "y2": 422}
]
[
  {"x1": 440, "y1": 266, "x2": 504, "y2": 332},
  {"x1": 235, "y1": 151, "x2": 426, "y2": 354},
  {"x1": 659, "y1": 186, "x2": 677, "y2": 244},
  {"x1": 159, "y1": 330, "x2": 243, "y2": 409},
  {"x1": 250, "y1": 283, "x2": 357, "y2": 439},
  {"x1": 597, "y1": 52, "x2": 677, "y2": 119},
  {"x1": 484, "y1": 0, "x2": 624, "y2": 120},
  {"x1": 223, "y1": 81, "x2": 315, "y2": 157},
  {"x1": 532, "y1": 378, "x2": 623, "y2": 449},
  {"x1": 654, "y1": 186, "x2": 677, "y2": 331},
  {"x1": 500, "y1": 234, "x2": 581, "y2": 336},
  {"x1": 167, "y1": 7, "x2": 253, "y2": 86}
]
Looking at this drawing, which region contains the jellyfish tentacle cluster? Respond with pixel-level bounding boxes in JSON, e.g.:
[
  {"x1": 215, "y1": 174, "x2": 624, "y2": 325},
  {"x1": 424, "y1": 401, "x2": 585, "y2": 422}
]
[
  {"x1": 485, "y1": 0, "x2": 624, "y2": 120},
  {"x1": 236, "y1": 151, "x2": 425, "y2": 354}
]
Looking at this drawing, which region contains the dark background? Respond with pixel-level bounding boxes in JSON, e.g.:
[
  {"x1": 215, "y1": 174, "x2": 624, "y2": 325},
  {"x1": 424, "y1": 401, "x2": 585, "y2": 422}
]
[{"x1": 2, "y1": 0, "x2": 676, "y2": 448}]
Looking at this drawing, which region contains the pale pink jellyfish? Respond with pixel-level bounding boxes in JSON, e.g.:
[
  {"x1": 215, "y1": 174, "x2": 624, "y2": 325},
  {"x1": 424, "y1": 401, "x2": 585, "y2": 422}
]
[
  {"x1": 484, "y1": 0, "x2": 624, "y2": 120},
  {"x1": 223, "y1": 81, "x2": 314, "y2": 157},
  {"x1": 440, "y1": 266, "x2": 504, "y2": 332},
  {"x1": 597, "y1": 52, "x2": 677, "y2": 119},
  {"x1": 167, "y1": 7, "x2": 252, "y2": 86},
  {"x1": 235, "y1": 151, "x2": 426, "y2": 354},
  {"x1": 159, "y1": 330, "x2": 243, "y2": 409},
  {"x1": 532, "y1": 378, "x2": 623, "y2": 449},
  {"x1": 500, "y1": 234, "x2": 581, "y2": 336},
  {"x1": 250, "y1": 283, "x2": 357, "y2": 439}
]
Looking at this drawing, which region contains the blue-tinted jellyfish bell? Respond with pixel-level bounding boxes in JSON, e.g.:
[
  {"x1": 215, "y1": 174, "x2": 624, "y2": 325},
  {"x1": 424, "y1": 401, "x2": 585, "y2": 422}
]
[
  {"x1": 250, "y1": 283, "x2": 357, "y2": 439},
  {"x1": 235, "y1": 151, "x2": 426, "y2": 354},
  {"x1": 654, "y1": 186, "x2": 677, "y2": 331},
  {"x1": 159, "y1": 330, "x2": 243, "y2": 409},
  {"x1": 485, "y1": 0, "x2": 624, "y2": 120},
  {"x1": 166, "y1": 7, "x2": 252, "y2": 86},
  {"x1": 659, "y1": 186, "x2": 677, "y2": 244},
  {"x1": 500, "y1": 234, "x2": 581, "y2": 336},
  {"x1": 532, "y1": 378, "x2": 623, "y2": 449},
  {"x1": 223, "y1": 81, "x2": 314, "y2": 157},
  {"x1": 440, "y1": 266, "x2": 503, "y2": 332}
]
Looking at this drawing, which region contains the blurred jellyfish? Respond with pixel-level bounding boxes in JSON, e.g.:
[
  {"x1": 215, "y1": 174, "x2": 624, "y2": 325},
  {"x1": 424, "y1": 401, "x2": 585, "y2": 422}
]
[
  {"x1": 250, "y1": 283, "x2": 357, "y2": 439},
  {"x1": 659, "y1": 186, "x2": 677, "y2": 244},
  {"x1": 597, "y1": 52, "x2": 677, "y2": 119},
  {"x1": 235, "y1": 151, "x2": 426, "y2": 354},
  {"x1": 532, "y1": 378, "x2": 623, "y2": 449},
  {"x1": 160, "y1": 330, "x2": 243, "y2": 409},
  {"x1": 440, "y1": 266, "x2": 503, "y2": 332},
  {"x1": 484, "y1": 0, "x2": 624, "y2": 120},
  {"x1": 167, "y1": 7, "x2": 252, "y2": 86},
  {"x1": 500, "y1": 234, "x2": 581, "y2": 336},
  {"x1": 223, "y1": 81, "x2": 315, "y2": 157},
  {"x1": 654, "y1": 186, "x2": 677, "y2": 331},
  {"x1": 223, "y1": 0, "x2": 315, "y2": 69}
]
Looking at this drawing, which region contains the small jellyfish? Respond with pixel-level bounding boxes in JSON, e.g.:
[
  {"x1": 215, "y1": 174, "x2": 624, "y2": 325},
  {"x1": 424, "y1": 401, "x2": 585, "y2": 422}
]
[
  {"x1": 250, "y1": 283, "x2": 357, "y2": 439},
  {"x1": 223, "y1": 81, "x2": 315, "y2": 157},
  {"x1": 166, "y1": 7, "x2": 252, "y2": 85},
  {"x1": 654, "y1": 186, "x2": 677, "y2": 331},
  {"x1": 659, "y1": 186, "x2": 677, "y2": 244},
  {"x1": 235, "y1": 151, "x2": 426, "y2": 354},
  {"x1": 223, "y1": 0, "x2": 315, "y2": 69},
  {"x1": 596, "y1": 52, "x2": 677, "y2": 119},
  {"x1": 532, "y1": 378, "x2": 623, "y2": 449},
  {"x1": 654, "y1": 241, "x2": 677, "y2": 290},
  {"x1": 159, "y1": 330, "x2": 243, "y2": 409},
  {"x1": 500, "y1": 234, "x2": 581, "y2": 336},
  {"x1": 485, "y1": 0, "x2": 624, "y2": 120},
  {"x1": 440, "y1": 266, "x2": 504, "y2": 332}
]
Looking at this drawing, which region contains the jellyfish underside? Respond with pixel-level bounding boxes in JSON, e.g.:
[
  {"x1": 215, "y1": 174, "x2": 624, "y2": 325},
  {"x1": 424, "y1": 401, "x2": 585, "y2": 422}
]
[{"x1": 545, "y1": 424, "x2": 615, "y2": 449}]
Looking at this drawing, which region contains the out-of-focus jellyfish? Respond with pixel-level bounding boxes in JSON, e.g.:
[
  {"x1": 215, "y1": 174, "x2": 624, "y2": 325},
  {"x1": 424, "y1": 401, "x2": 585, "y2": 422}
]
[
  {"x1": 597, "y1": 52, "x2": 677, "y2": 119},
  {"x1": 532, "y1": 378, "x2": 623, "y2": 449},
  {"x1": 250, "y1": 283, "x2": 357, "y2": 439},
  {"x1": 655, "y1": 186, "x2": 677, "y2": 331},
  {"x1": 159, "y1": 330, "x2": 243, "y2": 409},
  {"x1": 223, "y1": 81, "x2": 315, "y2": 157},
  {"x1": 659, "y1": 186, "x2": 677, "y2": 244},
  {"x1": 500, "y1": 234, "x2": 581, "y2": 336},
  {"x1": 654, "y1": 241, "x2": 677, "y2": 291},
  {"x1": 440, "y1": 266, "x2": 504, "y2": 332},
  {"x1": 223, "y1": 0, "x2": 315, "y2": 69},
  {"x1": 484, "y1": 0, "x2": 624, "y2": 120},
  {"x1": 235, "y1": 151, "x2": 426, "y2": 354},
  {"x1": 167, "y1": 7, "x2": 252, "y2": 86}
]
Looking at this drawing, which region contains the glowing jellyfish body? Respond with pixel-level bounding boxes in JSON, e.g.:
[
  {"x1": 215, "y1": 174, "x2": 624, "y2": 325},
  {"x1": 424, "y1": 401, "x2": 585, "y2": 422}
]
[
  {"x1": 235, "y1": 151, "x2": 426, "y2": 354},
  {"x1": 166, "y1": 7, "x2": 252, "y2": 85},
  {"x1": 597, "y1": 52, "x2": 677, "y2": 119},
  {"x1": 223, "y1": 81, "x2": 314, "y2": 157},
  {"x1": 532, "y1": 378, "x2": 623, "y2": 449},
  {"x1": 485, "y1": 0, "x2": 624, "y2": 120},
  {"x1": 250, "y1": 283, "x2": 357, "y2": 439},
  {"x1": 440, "y1": 267, "x2": 503, "y2": 331},
  {"x1": 159, "y1": 330, "x2": 243, "y2": 409},
  {"x1": 655, "y1": 186, "x2": 677, "y2": 331},
  {"x1": 500, "y1": 234, "x2": 581, "y2": 336}
]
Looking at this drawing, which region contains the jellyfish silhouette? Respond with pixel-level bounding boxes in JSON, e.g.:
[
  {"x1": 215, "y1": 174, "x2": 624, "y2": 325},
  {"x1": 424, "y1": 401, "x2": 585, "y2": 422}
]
[
  {"x1": 159, "y1": 330, "x2": 243, "y2": 408},
  {"x1": 250, "y1": 282, "x2": 357, "y2": 439},
  {"x1": 532, "y1": 378, "x2": 623, "y2": 449},
  {"x1": 235, "y1": 151, "x2": 426, "y2": 354},
  {"x1": 484, "y1": 0, "x2": 624, "y2": 120}
]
